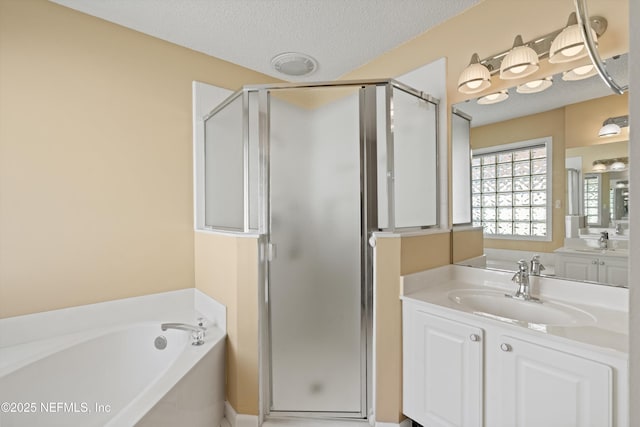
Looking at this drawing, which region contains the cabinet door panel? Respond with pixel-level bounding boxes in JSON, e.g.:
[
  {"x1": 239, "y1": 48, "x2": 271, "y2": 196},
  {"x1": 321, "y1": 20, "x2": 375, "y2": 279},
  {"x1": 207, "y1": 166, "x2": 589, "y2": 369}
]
[
  {"x1": 500, "y1": 336, "x2": 612, "y2": 427},
  {"x1": 599, "y1": 258, "x2": 628, "y2": 287},
  {"x1": 403, "y1": 306, "x2": 483, "y2": 427},
  {"x1": 555, "y1": 255, "x2": 598, "y2": 282}
]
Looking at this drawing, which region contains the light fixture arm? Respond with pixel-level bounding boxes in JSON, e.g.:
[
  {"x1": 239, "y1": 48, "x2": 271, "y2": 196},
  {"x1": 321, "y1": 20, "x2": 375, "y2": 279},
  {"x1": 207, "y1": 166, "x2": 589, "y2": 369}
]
[
  {"x1": 574, "y1": 0, "x2": 628, "y2": 94},
  {"x1": 602, "y1": 115, "x2": 629, "y2": 128}
]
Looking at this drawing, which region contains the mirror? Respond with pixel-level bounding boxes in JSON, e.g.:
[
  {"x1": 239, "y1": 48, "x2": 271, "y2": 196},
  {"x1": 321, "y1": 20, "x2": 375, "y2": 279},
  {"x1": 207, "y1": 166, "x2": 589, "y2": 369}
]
[{"x1": 452, "y1": 53, "x2": 629, "y2": 287}]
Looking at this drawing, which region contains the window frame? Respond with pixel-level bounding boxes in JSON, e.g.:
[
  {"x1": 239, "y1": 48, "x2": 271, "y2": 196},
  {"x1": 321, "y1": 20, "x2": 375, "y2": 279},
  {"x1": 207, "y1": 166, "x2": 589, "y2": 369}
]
[
  {"x1": 471, "y1": 137, "x2": 553, "y2": 242},
  {"x1": 584, "y1": 173, "x2": 602, "y2": 226}
]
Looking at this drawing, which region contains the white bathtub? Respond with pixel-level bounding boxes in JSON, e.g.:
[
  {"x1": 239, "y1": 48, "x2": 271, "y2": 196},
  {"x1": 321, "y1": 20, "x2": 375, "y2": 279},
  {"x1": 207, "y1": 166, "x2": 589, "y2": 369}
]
[{"x1": 0, "y1": 290, "x2": 226, "y2": 427}]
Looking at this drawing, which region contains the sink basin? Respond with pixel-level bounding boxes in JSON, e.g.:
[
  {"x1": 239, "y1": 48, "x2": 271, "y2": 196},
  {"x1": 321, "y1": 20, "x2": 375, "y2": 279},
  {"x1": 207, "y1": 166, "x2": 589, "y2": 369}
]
[{"x1": 448, "y1": 289, "x2": 596, "y2": 326}]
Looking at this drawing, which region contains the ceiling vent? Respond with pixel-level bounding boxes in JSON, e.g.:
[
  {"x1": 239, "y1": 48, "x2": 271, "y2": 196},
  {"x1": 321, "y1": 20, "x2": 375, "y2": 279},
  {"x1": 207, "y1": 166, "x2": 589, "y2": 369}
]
[{"x1": 271, "y1": 52, "x2": 318, "y2": 77}]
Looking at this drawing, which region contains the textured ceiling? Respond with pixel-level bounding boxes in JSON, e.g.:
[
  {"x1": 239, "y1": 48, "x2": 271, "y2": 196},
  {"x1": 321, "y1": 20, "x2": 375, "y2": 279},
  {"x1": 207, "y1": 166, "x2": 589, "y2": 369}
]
[{"x1": 49, "y1": 0, "x2": 480, "y2": 82}]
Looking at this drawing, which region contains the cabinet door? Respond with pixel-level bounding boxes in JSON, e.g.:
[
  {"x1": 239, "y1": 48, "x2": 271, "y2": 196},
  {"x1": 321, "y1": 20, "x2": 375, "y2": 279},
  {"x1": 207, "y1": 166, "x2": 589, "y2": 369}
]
[
  {"x1": 598, "y1": 257, "x2": 628, "y2": 286},
  {"x1": 499, "y1": 336, "x2": 612, "y2": 427},
  {"x1": 555, "y1": 254, "x2": 598, "y2": 282},
  {"x1": 403, "y1": 306, "x2": 483, "y2": 427}
]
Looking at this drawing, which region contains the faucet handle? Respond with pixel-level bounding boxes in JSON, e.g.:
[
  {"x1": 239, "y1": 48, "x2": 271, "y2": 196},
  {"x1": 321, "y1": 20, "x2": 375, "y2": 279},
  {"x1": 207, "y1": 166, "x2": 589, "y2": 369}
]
[{"x1": 517, "y1": 259, "x2": 529, "y2": 273}]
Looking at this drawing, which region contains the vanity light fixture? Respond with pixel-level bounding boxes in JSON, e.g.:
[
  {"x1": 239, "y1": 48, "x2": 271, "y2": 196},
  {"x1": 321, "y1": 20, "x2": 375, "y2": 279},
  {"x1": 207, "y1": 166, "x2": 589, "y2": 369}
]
[
  {"x1": 456, "y1": 14, "x2": 607, "y2": 94},
  {"x1": 500, "y1": 35, "x2": 539, "y2": 80},
  {"x1": 458, "y1": 53, "x2": 492, "y2": 94},
  {"x1": 591, "y1": 157, "x2": 629, "y2": 172},
  {"x1": 598, "y1": 115, "x2": 629, "y2": 138},
  {"x1": 477, "y1": 90, "x2": 509, "y2": 105},
  {"x1": 610, "y1": 160, "x2": 626, "y2": 171},
  {"x1": 615, "y1": 181, "x2": 628, "y2": 189},
  {"x1": 592, "y1": 161, "x2": 607, "y2": 172},
  {"x1": 562, "y1": 63, "x2": 598, "y2": 81},
  {"x1": 549, "y1": 12, "x2": 602, "y2": 63},
  {"x1": 516, "y1": 76, "x2": 553, "y2": 94}
]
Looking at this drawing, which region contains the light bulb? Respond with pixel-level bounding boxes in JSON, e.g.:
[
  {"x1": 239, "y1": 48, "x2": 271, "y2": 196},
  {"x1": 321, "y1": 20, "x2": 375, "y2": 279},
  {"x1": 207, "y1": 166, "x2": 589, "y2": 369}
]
[
  {"x1": 573, "y1": 64, "x2": 594, "y2": 75},
  {"x1": 525, "y1": 80, "x2": 544, "y2": 89},
  {"x1": 509, "y1": 64, "x2": 528, "y2": 75},
  {"x1": 562, "y1": 45, "x2": 584, "y2": 58},
  {"x1": 466, "y1": 80, "x2": 483, "y2": 89}
]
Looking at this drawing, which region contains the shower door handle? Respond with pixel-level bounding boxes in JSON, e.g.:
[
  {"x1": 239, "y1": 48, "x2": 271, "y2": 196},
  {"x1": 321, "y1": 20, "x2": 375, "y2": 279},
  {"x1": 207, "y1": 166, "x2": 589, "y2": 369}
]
[{"x1": 267, "y1": 243, "x2": 277, "y2": 261}]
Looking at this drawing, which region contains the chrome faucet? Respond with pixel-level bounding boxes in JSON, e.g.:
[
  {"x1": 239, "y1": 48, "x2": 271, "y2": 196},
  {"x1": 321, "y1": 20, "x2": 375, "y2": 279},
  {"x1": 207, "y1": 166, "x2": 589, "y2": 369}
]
[
  {"x1": 615, "y1": 223, "x2": 624, "y2": 235},
  {"x1": 598, "y1": 231, "x2": 609, "y2": 249},
  {"x1": 507, "y1": 259, "x2": 540, "y2": 302},
  {"x1": 530, "y1": 255, "x2": 545, "y2": 276},
  {"x1": 161, "y1": 322, "x2": 206, "y2": 346}
]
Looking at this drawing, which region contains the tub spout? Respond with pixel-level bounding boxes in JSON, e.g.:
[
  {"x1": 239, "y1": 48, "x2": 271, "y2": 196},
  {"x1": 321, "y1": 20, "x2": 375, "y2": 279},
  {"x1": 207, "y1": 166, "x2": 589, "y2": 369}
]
[{"x1": 161, "y1": 323, "x2": 206, "y2": 346}]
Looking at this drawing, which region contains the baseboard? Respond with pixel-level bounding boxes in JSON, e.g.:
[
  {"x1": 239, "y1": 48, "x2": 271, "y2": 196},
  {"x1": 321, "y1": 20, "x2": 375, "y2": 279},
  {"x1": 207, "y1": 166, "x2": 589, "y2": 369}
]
[
  {"x1": 376, "y1": 418, "x2": 412, "y2": 427},
  {"x1": 225, "y1": 401, "x2": 259, "y2": 427}
]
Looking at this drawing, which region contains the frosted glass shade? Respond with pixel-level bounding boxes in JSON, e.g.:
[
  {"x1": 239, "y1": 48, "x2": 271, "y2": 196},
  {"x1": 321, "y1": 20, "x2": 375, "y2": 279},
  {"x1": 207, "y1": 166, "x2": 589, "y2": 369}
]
[
  {"x1": 549, "y1": 25, "x2": 597, "y2": 64},
  {"x1": 598, "y1": 123, "x2": 621, "y2": 137},
  {"x1": 500, "y1": 45, "x2": 539, "y2": 80},
  {"x1": 516, "y1": 77, "x2": 553, "y2": 94},
  {"x1": 458, "y1": 62, "x2": 491, "y2": 94},
  {"x1": 610, "y1": 161, "x2": 626, "y2": 171},
  {"x1": 562, "y1": 64, "x2": 598, "y2": 81},
  {"x1": 477, "y1": 90, "x2": 508, "y2": 105},
  {"x1": 592, "y1": 162, "x2": 607, "y2": 172}
]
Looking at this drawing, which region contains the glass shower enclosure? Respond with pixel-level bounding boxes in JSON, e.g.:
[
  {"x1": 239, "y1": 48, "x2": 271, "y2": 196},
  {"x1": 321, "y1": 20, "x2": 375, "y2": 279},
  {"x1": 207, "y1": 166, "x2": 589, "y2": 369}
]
[{"x1": 202, "y1": 79, "x2": 439, "y2": 420}]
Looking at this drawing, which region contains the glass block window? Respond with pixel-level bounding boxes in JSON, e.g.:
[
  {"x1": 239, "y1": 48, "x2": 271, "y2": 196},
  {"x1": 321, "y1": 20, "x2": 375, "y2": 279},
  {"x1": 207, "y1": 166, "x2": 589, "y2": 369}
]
[
  {"x1": 584, "y1": 174, "x2": 600, "y2": 225},
  {"x1": 472, "y1": 142, "x2": 549, "y2": 238}
]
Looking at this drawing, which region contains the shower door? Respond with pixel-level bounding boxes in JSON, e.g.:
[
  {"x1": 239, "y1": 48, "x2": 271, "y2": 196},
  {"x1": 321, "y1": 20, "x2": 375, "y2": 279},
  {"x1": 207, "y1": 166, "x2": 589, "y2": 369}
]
[{"x1": 266, "y1": 86, "x2": 367, "y2": 417}]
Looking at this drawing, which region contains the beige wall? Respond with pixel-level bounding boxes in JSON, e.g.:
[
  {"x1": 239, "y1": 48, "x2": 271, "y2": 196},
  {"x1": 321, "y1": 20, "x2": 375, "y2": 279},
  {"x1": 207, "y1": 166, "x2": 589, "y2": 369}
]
[
  {"x1": 452, "y1": 228, "x2": 484, "y2": 263},
  {"x1": 375, "y1": 232, "x2": 451, "y2": 423},
  {"x1": 194, "y1": 232, "x2": 259, "y2": 415},
  {"x1": 470, "y1": 109, "x2": 566, "y2": 253},
  {"x1": 0, "y1": 0, "x2": 279, "y2": 318},
  {"x1": 565, "y1": 93, "x2": 629, "y2": 149}
]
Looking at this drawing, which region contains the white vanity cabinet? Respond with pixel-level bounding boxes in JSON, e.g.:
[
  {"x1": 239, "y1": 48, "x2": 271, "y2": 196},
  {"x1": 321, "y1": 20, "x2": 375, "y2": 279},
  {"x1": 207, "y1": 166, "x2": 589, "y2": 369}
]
[
  {"x1": 555, "y1": 252, "x2": 628, "y2": 286},
  {"x1": 402, "y1": 303, "x2": 483, "y2": 427},
  {"x1": 402, "y1": 300, "x2": 627, "y2": 427},
  {"x1": 496, "y1": 336, "x2": 612, "y2": 427}
]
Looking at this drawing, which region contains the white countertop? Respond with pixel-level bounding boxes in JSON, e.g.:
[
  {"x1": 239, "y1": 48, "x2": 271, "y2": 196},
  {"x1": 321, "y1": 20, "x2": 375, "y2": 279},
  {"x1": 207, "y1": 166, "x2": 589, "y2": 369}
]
[
  {"x1": 554, "y1": 246, "x2": 629, "y2": 258},
  {"x1": 401, "y1": 265, "x2": 629, "y2": 355}
]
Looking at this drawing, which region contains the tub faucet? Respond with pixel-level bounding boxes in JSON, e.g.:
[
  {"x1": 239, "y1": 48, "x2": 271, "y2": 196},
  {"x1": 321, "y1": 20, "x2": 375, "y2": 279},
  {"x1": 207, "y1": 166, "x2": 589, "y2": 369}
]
[
  {"x1": 598, "y1": 231, "x2": 609, "y2": 249},
  {"x1": 161, "y1": 322, "x2": 206, "y2": 346},
  {"x1": 530, "y1": 255, "x2": 545, "y2": 276},
  {"x1": 507, "y1": 259, "x2": 540, "y2": 302}
]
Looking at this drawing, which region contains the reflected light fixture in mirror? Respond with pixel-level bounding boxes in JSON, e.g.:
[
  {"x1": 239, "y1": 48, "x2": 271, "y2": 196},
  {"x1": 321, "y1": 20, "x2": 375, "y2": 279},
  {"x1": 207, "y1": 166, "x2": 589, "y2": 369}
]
[
  {"x1": 516, "y1": 76, "x2": 553, "y2": 94},
  {"x1": 562, "y1": 63, "x2": 598, "y2": 81},
  {"x1": 610, "y1": 160, "x2": 626, "y2": 171},
  {"x1": 458, "y1": 53, "x2": 492, "y2": 94},
  {"x1": 549, "y1": 12, "x2": 601, "y2": 63},
  {"x1": 500, "y1": 35, "x2": 539, "y2": 79},
  {"x1": 598, "y1": 115, "x2": 628, "y2": 137},
  {"x1": 477, "y1": 90, "x2": 509, "y2": 105},
  {"x1": 592, "y1": 161, "x2": 608, "y2": 172}
]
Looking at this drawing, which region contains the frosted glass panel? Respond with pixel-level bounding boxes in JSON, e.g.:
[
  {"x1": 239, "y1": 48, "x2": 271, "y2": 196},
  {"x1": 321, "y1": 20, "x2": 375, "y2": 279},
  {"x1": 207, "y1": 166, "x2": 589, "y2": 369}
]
[
  {"x1": 376, "y1": 85, "x2": 389, "y2": 229},
  {"x1": 269, "y1": 87, "x2": 362, "y2": 414},
  {"x1": 248, "y1": 92, "x2": 260, "y2": 230},
  {"x1": 392, "y1": 88, "x2": 438, "y2": 228},
  {"x1": 204, "y1": 95, "x2": 244, "y2": 230}
]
